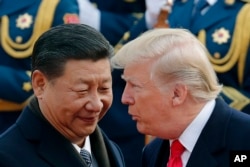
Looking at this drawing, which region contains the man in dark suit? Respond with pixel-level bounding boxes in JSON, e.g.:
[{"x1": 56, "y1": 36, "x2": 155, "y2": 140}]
[
  {"x1": 0, "y1": 24, "x2": 125, "y2": 167},
  {"x1": 111, "y1": 28, "x2": 250, "y2": 167}
]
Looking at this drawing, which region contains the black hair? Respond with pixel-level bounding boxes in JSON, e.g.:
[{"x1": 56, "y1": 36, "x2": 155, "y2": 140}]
[{"x1": 31, "y1": 23, "x2": 113, "y2": 79}]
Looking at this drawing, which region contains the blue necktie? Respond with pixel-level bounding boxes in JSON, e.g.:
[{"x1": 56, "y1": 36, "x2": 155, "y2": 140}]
[{"x1": 80, "y1": 149, "x2": 92, "y2": 167}]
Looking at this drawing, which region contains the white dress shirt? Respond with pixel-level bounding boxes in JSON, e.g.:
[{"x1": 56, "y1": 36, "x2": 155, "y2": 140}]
[
  {"x1": 170, "y1": 99, "x2": 216, "y2": 167},
  {"x1": 73, "y1": 136, "x2": 92, "y2": 154}
]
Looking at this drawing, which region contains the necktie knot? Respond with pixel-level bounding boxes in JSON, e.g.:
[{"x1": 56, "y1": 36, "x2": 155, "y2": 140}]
[
  {"x1": 80, "y1": 149, "x2": 92, "y2": 167},
  {"x1": 171, "y1": 140, "x2": 185, "y2": 157},
  {"x1": 167, "y1": 140, "x2": 185, "y2": 167}
]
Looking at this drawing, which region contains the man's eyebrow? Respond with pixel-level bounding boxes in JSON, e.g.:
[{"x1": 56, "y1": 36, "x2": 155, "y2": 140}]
[
  {"x1": 76, "y1": 77, "x2": 112, "y2": 84},
  {"x1": 121, "y1": 74, "x2": 131, "y2": 82},
  {"x1": 121, "y1": 75, "x2": 139, "y2": 84},
  {"x1": 102, "y1": 78, "x2": 112, "y2": 84}
]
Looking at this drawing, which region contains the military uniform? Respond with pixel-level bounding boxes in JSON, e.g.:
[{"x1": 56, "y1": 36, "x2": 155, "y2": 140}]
[
  {"x1": 89, "y1": 0, "x2": 146, "y2": 46},
  {"x1": 169, "y1": 0, "x2": 250, "y2": 113},
  {"x1": 0, "y1": 0, "x2": 79, "y2": 133},
  {"x1": 117, "y1": 0, "x2": 250, "y2": 113}
]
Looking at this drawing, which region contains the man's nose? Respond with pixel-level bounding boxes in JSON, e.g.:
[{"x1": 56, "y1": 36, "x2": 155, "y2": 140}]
[
  {"x1": 121, "y1": 86, "x2": 134, "y2": 105},
  {"x1": 85, "y1": 94, "x2": 104, "y2": 112}
]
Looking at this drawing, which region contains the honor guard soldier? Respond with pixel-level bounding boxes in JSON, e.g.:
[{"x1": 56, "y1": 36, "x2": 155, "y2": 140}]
[
  {"x1": 78, "y1": 0, "x2": 146, "y2": 46},
  {"x1": 0, "y1": 0, "x2": 79, "y2": 134},
  {"x1": 116, "y1": 0, "x2": 250, "y2": 114}
]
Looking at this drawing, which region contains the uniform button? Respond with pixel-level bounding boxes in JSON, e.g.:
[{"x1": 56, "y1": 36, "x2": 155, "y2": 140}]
[{"x1": 16, "y1": 36, "x2": 23, "y2": 43}]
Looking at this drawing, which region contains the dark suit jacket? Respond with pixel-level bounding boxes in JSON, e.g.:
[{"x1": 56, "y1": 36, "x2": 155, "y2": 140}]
[
  {"x1": 0, "y1": 99, "x2": 125, "y2": 167},
  {"x1": 142, "y1": 98, "x2": 250, "y2": 167}
]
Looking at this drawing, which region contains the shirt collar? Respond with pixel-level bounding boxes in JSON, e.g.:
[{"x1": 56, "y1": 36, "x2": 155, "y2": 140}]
[
  {"x1": 72, "y1": 136, "x2": 92, "y2": 153},
  {"x1": 178, "y1": 99, "x2": 215, "y2": 152}
]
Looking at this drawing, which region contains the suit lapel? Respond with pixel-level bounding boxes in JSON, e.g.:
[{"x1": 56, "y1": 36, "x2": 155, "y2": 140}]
[
  {"x1": 37, "y1": 126, "x2": 86, "y2": 167},
  {"x1": 148, "y1": 139, "x2": 170, "y2": 167},
  {"x1": 187, "y1": 139, "x2": 219, "y2": 167},
  {"x1": 90, "y1": 126, "x2": 111, "y2": 167},
  {"x1": 18, "y1": 102, "x2": 87, "y2": 167}
]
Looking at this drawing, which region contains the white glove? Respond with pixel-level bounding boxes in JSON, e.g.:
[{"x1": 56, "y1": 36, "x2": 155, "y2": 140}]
[
  {"x1": 77, "y1": 0, "x2": 101, "y2": 30},
  {"x1": 145, "y1": 0, "x2": 167, "y2": 29}
]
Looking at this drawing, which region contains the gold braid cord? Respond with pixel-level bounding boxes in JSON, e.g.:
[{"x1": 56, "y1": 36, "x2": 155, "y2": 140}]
[
  {"x1": 0, "y1": 0, "x2": 59, "y2": 59},
  {"x1": 198, "y1": 3, "x2": 250, "y2": 86},
  {"x1": 198, "y1": 3, "x2": 250, "y2": 110},
  {"x1": 0, "y1": 98, "x2": 30, "y2": 111},
  {"x1": 222, "y1": 86, "x2": 250, "y2": 110}
]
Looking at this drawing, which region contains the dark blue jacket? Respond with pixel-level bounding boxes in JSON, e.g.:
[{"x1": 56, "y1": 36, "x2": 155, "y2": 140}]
[
  {"x1": 142, "y1": 98, "x2": 250, "y2": 167},
  {"x1": 0, "y1": 101, "x2": 125, "y2": 167}
]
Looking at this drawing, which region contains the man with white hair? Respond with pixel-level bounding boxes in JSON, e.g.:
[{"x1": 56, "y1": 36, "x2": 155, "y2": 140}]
[{"x1": 112, "y1": 28, "x2": 250, "y2": 167}]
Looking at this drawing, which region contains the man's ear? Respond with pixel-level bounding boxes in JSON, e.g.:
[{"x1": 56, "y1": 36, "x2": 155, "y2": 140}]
[
  {"x1": 32, "y1": 70, "x2": 47, "y2": 98},
  {"x1": 172, "y1": 83, "x2": 187, "y2": 106}
]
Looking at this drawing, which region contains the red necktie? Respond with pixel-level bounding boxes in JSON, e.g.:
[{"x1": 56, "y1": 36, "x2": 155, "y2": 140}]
[{"x1": 167, "y1": 140, "x2": 185, "y2": 167}]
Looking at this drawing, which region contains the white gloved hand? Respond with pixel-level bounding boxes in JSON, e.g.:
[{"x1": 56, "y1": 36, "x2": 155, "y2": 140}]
[
  {"x1": 145, "y1": 0, "x2": 167, "y2": 29},
  {"x1": 77, "y1": 0, "x2": 101, "y2": 30}
]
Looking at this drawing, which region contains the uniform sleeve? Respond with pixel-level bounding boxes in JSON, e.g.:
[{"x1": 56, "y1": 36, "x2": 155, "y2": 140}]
[{"x1": 0, "y1": 66, "x2": 32, "y2": 103}]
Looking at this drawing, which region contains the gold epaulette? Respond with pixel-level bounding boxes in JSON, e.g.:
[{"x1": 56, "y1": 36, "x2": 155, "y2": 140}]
[
  {"x1": 198, "y1": 3, "x2": 250, "y2": 86},
  {"x1": 114, "y1": 31, "x2": 131, "y2": 54},
  {"x1": 0, "y1": 0, "x2": 59, "y2": 59}
]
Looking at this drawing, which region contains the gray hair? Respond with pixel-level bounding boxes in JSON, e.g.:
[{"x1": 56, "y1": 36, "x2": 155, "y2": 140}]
[{"x1": 111, "y1": 28, "x2": 222, "y2": 102}]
